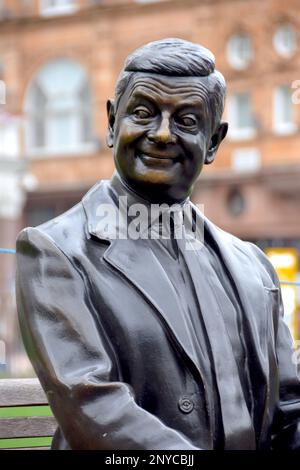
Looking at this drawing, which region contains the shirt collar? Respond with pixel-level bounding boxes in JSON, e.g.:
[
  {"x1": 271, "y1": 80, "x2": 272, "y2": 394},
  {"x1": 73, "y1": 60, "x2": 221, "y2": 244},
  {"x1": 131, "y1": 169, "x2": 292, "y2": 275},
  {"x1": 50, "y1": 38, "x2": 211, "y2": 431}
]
[
  {"x1": 109, "y1": 171, "x2": 189, "y2": 208},
  {"x1": 110, "y1": 172, "x2": 192, "y2": 236}
]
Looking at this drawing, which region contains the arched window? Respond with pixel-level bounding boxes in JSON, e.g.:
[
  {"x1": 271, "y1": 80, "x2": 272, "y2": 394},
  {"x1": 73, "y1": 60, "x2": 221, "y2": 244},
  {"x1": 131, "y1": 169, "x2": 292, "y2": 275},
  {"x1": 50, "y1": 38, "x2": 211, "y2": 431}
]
[
  {"x1": 273, "y1": 84, "x2": 296, "y2": 135},
  {"x1": 273, "y1": 23, "x2": 297, "y2": 58},
  {"x1": 226, "y1": 33, "x2": 253, "y2": 70},
  {"x1": 25, "y1": 58, "x2": 94, "y2": 155}
]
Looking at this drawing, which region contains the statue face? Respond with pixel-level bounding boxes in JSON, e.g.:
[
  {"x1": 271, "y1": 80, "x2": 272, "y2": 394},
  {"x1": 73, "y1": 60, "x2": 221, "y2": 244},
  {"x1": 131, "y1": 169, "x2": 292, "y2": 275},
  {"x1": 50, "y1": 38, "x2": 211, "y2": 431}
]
[{"x1": 107, "y1": 73, "x2": 227, "y2": 202}]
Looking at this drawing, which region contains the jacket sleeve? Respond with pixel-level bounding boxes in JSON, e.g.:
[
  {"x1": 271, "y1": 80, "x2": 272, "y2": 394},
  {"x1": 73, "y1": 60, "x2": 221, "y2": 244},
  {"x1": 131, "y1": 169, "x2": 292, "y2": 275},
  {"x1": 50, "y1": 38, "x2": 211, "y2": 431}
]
[
  {"x1": 16, "y1": 227, "x2": 200, "y2": 450},
  {"x1": 249, "y1": 243, "x2": 300, "y2": 449}
]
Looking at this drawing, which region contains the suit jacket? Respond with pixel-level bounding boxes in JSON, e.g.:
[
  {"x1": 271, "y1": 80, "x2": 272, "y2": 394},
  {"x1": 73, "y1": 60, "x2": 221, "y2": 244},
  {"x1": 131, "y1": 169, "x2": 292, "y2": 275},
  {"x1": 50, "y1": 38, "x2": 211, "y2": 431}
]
[{"x1": 15, "y1": 177, "x2": 300, "y2": 450}]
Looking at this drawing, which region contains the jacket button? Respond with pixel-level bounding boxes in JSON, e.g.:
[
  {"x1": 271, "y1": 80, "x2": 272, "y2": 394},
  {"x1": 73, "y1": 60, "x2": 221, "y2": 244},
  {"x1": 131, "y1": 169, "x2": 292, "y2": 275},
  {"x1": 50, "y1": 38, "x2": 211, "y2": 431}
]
[{"x1": 178, "y1": 397, "x2": 194, "y2": 414}]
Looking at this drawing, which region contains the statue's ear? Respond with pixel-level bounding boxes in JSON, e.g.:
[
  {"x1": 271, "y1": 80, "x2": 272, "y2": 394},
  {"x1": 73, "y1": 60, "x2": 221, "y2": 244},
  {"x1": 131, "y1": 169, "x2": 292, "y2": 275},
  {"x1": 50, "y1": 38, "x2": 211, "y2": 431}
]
[
  {"x1": 205, "y1": 122, "x2": 228, "y2": 165},
  {"x1": 106, "y1": 99, "x2": 115, "y2": 148}
]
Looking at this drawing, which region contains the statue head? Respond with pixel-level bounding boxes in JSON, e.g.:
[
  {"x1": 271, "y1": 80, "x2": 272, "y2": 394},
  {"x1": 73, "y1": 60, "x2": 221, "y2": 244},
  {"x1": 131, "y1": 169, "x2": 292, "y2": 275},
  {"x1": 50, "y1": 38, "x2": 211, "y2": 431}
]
[{"x1": 107, "y1": 38, "x2": 228, "y2": 203}]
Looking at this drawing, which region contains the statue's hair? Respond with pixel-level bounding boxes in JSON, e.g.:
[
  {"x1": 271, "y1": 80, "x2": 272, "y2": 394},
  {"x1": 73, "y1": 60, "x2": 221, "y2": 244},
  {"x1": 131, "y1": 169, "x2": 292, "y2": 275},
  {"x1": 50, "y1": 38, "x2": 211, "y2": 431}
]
[{"x1": 114, "y1": 38, "x2": 226, "y2": 132}]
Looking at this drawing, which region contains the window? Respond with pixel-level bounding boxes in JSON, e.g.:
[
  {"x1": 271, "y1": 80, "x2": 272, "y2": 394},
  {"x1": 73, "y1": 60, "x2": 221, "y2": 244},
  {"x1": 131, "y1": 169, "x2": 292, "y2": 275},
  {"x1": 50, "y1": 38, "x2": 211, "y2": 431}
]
[
  {"x1": 226, "y1": 33, "x2": 253, "y2": 70},
  {"x1": 0, "y1": 57, "x2": 4, "y2": 79},
  {"x1": 24, "y1": 58, "x2": 95, "y2": 155},
  {"x1": 25, "y1": 188, "x2": 87, "y2": 227},
  {"x1": 273, "y1": 85, "x2": 296, "y2": 135},
  {"x1": 26, "y1": 206, "x2": 56, "y2": 227},
  {"x1": 227, "y1": 92, "x2": 255, "y2": 140},
  {"x1": 0, "y1": 113, "x2": 20, "y2": 158},
  {"x1": 231, "y1": 148, "x2": 261, "y2": 172},
  {"x1": 40, "y1": 0, "x2": 77, "y2": 16},
  {"x1": 226, "y1": 188, "x2": 246, "y2": 217},
  {"x1": 0, "y1": 76, "x2": 5, "y2": 104},
  {"x1": 273, "y1": 24, "x2": 297, "y2": 58}
]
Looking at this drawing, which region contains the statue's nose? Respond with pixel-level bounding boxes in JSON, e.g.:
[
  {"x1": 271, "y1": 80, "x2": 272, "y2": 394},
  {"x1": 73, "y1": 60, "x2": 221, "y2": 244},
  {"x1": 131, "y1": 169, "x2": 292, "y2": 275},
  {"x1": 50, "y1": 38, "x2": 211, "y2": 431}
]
[{"x1": 148, "y1": 112, "x2": 176, "y2": 144}]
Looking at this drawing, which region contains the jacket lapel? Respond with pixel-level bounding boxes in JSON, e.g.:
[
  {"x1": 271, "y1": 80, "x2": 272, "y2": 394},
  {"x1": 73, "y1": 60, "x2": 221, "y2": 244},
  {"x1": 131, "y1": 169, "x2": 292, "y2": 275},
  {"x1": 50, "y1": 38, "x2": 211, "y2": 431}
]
[{"x1": 105, "y1": 237, "x2": 204, "y2": 371}]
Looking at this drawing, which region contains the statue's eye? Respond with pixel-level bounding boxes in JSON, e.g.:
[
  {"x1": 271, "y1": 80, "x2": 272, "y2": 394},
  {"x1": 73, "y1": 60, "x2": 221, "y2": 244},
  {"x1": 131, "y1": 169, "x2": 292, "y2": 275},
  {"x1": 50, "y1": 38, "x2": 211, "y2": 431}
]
[
  {"x1": 133, "y1": 107, "x2": 151, "y2": 119},
  {"x1": 176, "y1": 115, "x2": 197, "y2": 127}
]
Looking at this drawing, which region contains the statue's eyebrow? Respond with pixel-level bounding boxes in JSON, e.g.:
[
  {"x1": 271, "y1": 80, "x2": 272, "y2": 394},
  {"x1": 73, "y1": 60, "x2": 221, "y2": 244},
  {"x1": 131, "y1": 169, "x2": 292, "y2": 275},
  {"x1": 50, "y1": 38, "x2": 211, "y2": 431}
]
[
  {"x1": 175, "y1": 99, "x2": 207, "y2": 111},
  {"x1": 126, "y1": 83, "x2": 210, "y2": 117},
  {"x1": 127, "y1": 91, "x2": 157, "y2": 108},
  {"x1": 128, "y1": 91, "x2": 207, "y2": 107}
]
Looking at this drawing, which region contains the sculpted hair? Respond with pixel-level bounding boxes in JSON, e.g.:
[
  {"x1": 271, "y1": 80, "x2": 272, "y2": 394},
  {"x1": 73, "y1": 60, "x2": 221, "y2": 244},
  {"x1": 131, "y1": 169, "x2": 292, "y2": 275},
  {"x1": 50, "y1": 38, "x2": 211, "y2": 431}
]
[{"x1": 114, "y1": 38, "x2": 226, "y2": 132}]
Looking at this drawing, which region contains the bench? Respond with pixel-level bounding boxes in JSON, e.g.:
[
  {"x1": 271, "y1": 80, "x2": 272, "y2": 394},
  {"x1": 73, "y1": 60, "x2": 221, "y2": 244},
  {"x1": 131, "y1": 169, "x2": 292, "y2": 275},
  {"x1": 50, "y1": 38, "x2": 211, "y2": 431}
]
[{"x1": 0, "y1": 378, "x2": 56, "y2": 450}]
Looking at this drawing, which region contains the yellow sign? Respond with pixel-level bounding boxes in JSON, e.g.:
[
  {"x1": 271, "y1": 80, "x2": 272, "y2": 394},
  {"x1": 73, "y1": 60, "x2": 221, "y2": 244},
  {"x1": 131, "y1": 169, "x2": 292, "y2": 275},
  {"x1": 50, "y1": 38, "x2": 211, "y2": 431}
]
[{"x1": 265, "y1": 248, "x2": 299, "y2": 340}]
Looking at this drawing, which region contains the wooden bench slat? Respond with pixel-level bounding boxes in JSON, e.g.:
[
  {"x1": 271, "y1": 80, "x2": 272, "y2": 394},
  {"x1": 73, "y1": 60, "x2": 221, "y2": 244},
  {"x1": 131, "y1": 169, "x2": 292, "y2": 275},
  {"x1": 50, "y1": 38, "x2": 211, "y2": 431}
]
[
  {"x1": 0, "y1": 379, "x2": 48, "y2": 407},
  {"x1": 0, "y1": 416, "x2": 56, "y2": 438}
]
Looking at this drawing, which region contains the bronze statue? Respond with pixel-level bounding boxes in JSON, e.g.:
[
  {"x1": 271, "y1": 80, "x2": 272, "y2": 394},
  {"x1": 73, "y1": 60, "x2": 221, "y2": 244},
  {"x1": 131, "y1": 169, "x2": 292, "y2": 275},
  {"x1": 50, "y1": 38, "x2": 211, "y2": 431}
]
[{"x1": 16, "y1": 38, "x2": 300, "y2": 450}]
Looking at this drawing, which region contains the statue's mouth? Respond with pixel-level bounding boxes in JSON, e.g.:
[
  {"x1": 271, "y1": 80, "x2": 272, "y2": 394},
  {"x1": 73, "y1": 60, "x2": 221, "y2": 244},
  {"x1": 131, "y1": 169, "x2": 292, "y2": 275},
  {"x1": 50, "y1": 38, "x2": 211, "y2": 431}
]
[{"x1": 136, "y1": 152, "x2": 181, "y2": 167}]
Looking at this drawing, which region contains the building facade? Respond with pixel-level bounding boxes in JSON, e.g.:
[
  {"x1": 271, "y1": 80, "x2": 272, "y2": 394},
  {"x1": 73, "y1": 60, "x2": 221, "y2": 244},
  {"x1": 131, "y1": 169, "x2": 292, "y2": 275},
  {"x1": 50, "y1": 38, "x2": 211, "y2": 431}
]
[{"x1": 0, "y1": 0, "x2": 299, "y2": 374}]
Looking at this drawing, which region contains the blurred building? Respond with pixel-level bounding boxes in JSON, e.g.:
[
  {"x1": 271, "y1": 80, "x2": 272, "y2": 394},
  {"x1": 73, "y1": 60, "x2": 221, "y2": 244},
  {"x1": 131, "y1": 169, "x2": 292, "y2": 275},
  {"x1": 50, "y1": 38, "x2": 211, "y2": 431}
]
[{"x1": 0, "y1": 0, "x2": 300, "y2": 374}]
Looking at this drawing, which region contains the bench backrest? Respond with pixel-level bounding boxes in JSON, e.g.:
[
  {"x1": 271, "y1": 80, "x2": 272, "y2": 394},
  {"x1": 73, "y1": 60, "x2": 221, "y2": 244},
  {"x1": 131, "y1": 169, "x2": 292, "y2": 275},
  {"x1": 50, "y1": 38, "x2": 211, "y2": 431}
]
[{"x1": 0, "y1": 378, "x2": 56, "y2": 450}]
